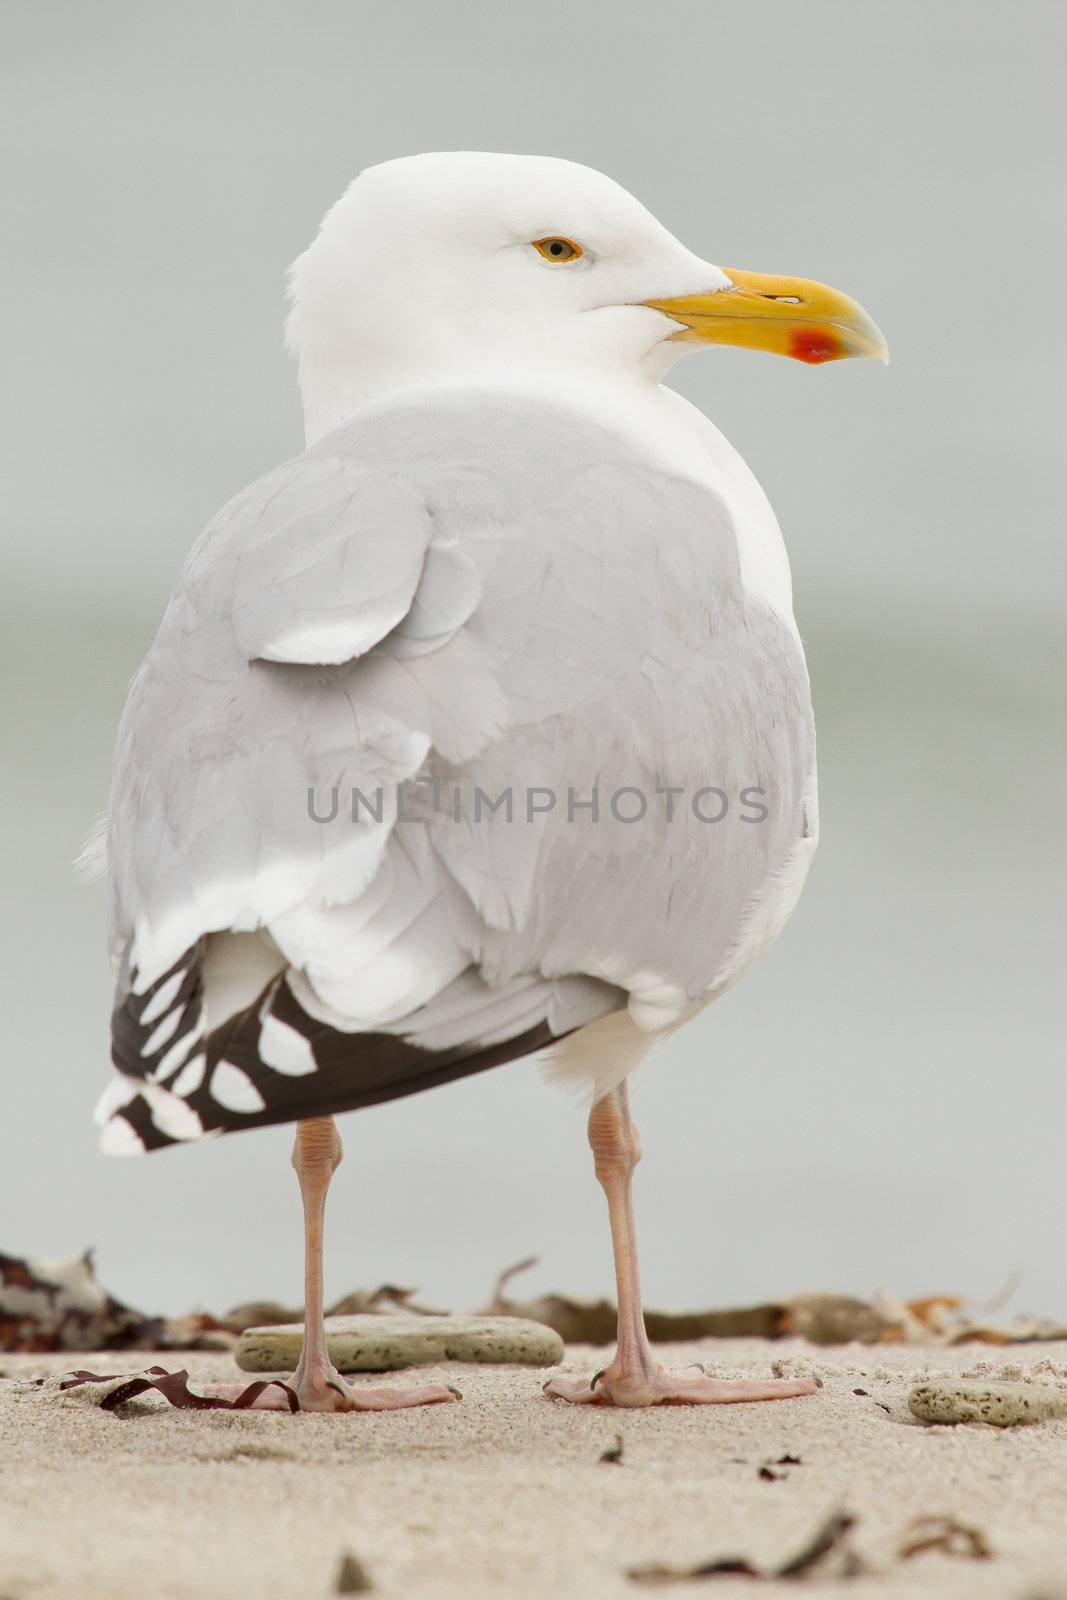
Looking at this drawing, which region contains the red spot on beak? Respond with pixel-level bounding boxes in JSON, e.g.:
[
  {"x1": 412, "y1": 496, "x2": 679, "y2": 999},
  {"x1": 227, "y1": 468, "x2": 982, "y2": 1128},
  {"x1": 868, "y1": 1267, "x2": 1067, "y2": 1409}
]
[{"x1": 789, "y1": 327, "x2": 841, "y2": 364}]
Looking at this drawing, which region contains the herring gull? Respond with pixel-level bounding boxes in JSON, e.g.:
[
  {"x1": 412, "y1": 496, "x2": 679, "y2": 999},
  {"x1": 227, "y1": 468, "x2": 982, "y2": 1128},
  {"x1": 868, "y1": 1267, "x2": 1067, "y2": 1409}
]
[{"x1": 93, "y1": 152, "x2": 886, "y2": 1411}]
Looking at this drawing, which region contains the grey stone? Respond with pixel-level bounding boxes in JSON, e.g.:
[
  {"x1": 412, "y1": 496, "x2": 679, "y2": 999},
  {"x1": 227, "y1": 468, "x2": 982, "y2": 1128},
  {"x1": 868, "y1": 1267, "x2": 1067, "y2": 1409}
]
[
  {"x1": 908, "y1": 1380, "x2": 1067, "y2": 1427},
  {"x1": 236, "y1": 1313, "x2": 564, "y2": 1373}
]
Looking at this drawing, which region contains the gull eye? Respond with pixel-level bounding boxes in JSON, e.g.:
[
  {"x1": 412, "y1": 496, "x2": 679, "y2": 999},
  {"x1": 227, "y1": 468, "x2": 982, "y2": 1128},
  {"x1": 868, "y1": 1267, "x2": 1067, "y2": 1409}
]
[{"x1": 533, "y1": 236, "x2": 583, "y2": 264}]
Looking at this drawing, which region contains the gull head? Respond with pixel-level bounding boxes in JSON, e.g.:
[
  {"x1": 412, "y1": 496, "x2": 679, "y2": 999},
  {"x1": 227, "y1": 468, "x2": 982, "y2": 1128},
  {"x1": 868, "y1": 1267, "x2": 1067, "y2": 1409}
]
[{"x1": 287, "y1": 152, "x2": 887, "y2": 443}]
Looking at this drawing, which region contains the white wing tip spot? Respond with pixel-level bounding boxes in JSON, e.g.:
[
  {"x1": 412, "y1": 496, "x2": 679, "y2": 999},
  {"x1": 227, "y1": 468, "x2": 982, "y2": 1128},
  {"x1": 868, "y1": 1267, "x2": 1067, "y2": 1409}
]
[
  {"x1": 93, "y1": 1075, "x2": 137, "y2": 1127},
  {"x1": 210, "y1": 1060, "x2": 267, "y2": 1114},
  {"x1": 258, "y1": 1013, "x2": 318, "y2": 1076},
  {"x1": 99, "y1": 1116, "x2": 146, "y2": 1156},
  {"x1": 169, "y1": 1053, "x2": 207, "y2": 1098},
  {"x1": 143, "y1": 1085, "x2": 206, "y2": 1142}
]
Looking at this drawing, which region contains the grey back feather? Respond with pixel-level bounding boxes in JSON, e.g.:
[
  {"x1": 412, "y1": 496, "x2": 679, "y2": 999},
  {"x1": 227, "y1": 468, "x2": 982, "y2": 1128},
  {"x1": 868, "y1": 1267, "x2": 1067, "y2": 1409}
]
[{"x1": 108, "y1": 392, "x2": 814, "y2": 1051}]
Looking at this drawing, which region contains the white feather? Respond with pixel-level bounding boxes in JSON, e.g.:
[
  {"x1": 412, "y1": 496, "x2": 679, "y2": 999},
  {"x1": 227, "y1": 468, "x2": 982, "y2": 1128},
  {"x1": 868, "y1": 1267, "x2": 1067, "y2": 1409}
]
[{"x1": 74, "y1": 812, "x2": 108, "y2": 884}]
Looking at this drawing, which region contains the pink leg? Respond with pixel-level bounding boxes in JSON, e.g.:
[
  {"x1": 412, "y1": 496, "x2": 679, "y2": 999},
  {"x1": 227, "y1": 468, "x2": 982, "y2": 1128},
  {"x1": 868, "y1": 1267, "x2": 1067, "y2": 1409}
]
[
  {"x1": 544, "y1": 1084, "x2": 816, "y2": 1408},
  {"x1": 204, "y1": 1117, "x2": 458, "y2": 1413}
]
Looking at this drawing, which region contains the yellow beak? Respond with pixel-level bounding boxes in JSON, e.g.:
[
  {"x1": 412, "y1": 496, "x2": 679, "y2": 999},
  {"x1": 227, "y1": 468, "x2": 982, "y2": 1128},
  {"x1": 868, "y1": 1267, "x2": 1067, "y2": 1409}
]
[{"x1": 643, "y1": 269, "x2": 888, "y2": 365}]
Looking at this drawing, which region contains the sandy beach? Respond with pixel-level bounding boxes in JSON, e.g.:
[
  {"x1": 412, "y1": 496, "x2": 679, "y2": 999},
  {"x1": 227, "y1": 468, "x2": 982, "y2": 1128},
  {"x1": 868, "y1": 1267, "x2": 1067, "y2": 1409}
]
[{"x1": 3, "y1": 1337, "x2": 1066, "y2": 1599}]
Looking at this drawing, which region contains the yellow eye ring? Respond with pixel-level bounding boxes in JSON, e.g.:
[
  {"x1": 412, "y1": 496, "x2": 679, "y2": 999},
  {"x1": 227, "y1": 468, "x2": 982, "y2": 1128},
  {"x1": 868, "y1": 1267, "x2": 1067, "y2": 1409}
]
[{"x1": 532, "y1": 236, "x2": 583, "y2": 264}]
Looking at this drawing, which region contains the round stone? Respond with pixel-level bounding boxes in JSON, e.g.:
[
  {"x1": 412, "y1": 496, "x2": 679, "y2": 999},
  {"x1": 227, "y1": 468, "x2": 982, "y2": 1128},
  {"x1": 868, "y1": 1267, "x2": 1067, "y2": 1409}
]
[
  {"x1": 236, "y1": 1313, "x2": 564, "y2": 1373},
  {"x1": 907, "y1": 1380, "x2": 1066, "y2": 1427}
]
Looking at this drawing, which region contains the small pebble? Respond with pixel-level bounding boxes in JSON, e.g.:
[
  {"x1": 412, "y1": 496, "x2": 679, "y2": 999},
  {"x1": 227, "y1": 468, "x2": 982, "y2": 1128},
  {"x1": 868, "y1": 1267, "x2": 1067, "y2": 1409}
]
[
  {"x1": 237, "y1": 1313, "x2": 564, "y2": 1373},
  {"x1": 908, "y1": 1380, "x2": 1067, "y2": 1427}
]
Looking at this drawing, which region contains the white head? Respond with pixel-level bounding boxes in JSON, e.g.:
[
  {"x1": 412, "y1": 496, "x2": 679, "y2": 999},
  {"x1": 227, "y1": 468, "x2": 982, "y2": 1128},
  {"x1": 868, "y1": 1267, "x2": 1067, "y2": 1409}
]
[{"x1": 287, "y1": 152, "x2": 886, "y2": 444}]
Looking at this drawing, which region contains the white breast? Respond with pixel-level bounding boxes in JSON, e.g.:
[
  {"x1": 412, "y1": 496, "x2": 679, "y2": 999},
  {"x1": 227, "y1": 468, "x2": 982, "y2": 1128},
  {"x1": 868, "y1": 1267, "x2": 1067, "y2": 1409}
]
[{"x1": 653, "y1": 386, "x2": 798, "y2": 624}]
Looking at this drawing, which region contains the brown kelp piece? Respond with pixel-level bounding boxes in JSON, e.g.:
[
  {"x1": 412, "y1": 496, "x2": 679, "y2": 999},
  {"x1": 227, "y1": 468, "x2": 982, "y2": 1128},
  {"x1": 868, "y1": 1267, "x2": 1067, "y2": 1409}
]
[
  {"x1": 776, "y1": 1512, "x2": 858, "y2": 1578},
  {"x1": 48, "y1": 1366, "x2": 299, "y2": 1413},
  {"x1": 627, "y1": 1509, "x2": 860, "y2": 1585},
  {"x1": 628, "y1": 1556, "x2": 762, "y2": 1584},
  {"x1": 944, "y1": 1319, "x2": 1067, "y2": 1345},
  {"x1": 326, "y1": 1285, "x2": 447, "y2": 1318},
  {"x1": 162, "y1": 1312, "x2": 239, "y2": 1352},
  {"x1": 780, "y1": 1296, "x2": 894, "y2": 1345},
  {"x1": 484, "y1": 1257, "x2": 785, "y2": 1343},
  {"x1": 335, "y1": 1550, "x2": 375, "y2": 1592},
  {"x1": 218, "y1": 1301, "x2": 305, "y2": 1335},
  {"x1": 897, "y1": 1516, "x2": 992, "y2": 1562},
  {"x1": 487, "y1": 1258, "x2": 1066, "y2": 1347},
  {"x1": 218, "y1": 1284, "x2": 446, "y2": 1335}
]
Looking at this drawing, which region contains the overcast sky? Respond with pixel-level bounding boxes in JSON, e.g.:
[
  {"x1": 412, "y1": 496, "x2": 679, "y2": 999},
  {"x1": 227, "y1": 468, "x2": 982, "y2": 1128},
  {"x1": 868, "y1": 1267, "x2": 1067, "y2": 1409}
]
[{"x1": 4, "y1": 0, "x2": 1063, "y2": 624}]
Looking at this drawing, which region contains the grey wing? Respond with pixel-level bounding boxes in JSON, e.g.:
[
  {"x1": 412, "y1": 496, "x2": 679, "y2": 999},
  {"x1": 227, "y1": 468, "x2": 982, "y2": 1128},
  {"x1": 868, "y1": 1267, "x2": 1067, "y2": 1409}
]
[
  {"x1": 99, "y1": 394, "x2": 813, "y2": 1154},
  {"x1": 99, "y1": 408, "x2": 629, "y2": 1152},
  {"x1": 424, "y1": 443, "x2": 818, "y2": 1035},
  {"x1": 107, "y1": 448, "x2": 486, "y2": 979}
]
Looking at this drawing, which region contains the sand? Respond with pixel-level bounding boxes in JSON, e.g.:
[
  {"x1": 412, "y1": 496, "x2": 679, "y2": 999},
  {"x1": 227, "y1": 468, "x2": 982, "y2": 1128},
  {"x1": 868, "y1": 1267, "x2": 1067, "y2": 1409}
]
[{"x1": 2, "y1": 1338, "x2": 1067, "y2": 1599}]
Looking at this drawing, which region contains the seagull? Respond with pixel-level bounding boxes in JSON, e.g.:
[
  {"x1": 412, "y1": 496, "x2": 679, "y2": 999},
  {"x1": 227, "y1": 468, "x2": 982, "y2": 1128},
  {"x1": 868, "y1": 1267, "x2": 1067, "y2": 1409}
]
[{"x1": 94, "y1": 152, "x2": 886, "y2": 1412}]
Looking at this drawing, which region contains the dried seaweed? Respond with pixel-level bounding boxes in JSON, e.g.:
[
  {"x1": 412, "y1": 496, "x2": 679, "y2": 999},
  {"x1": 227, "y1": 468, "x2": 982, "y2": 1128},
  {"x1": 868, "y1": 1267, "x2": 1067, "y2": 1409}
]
[
  {"x1": 215, "y1": 1301, "x2": 304, "y2": 1335},
  {"x1": 776, "y1": 1512, "x2": 857, "y2": 1578},
  {"x1": 0, "y1": 1249, "x2": 163, "y2": 1353},
  {"x1": 781, "y1": 1296, "x2": 892, "y2": 1345},
  {"x1": 335, "y1": 1550, "x2": 375, "y2": 1592},
  {"x1": 628, "y1": 1510, "x2": 859, "y2": 1585},
  {"x1": 897, "y1": 1516, "x2": 992, "y2": 1561},
  {"x1": 627, "y1": 1508, "x2": 996, "y2": 1586},
  {"x1": 5, "y1": 1239, "x2": 1058, "y2": 1359},
  {"x1": 328, "y1": 1285, "x2": 445, "y2": 1319},
  {"x1": 483, "y1": 1261, "x2": 970, "y2": 1347},
  {"x1": 488, "y1": 1260, "x2": 1065, "y2": 1348},
  {"x1": 45, "y1": 1366, "x2": 299, "y2": 1413},
  {"x1": 214, "y1": 1286, "x2": 444, "y2": 1337},
  {"x1": 0, "y1": 1247, "x2": 458, "y2": 1354},
  {"x1": 629, "y1": 1557, "x2": 762, "y2": 1583},
  {"x1": 163, "y1": 1312, "x2": 239, "y2": 1351},
  {"x1": 484, "y1": 1258, "x2": 786, "y2": 1343}
]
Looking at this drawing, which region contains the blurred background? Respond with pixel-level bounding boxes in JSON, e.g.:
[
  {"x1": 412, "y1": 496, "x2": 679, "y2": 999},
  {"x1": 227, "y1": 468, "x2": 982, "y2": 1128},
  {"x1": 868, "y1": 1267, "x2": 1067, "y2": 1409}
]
[{"x1": 3, "y1": 0, "x2": 1064, "y2": 1323}]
